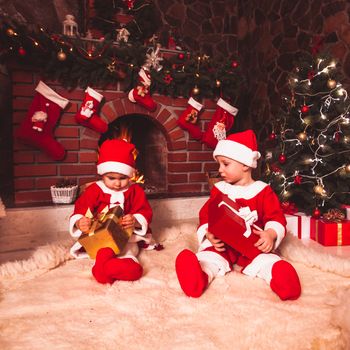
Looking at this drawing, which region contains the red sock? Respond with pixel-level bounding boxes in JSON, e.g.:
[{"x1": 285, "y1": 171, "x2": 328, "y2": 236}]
[
  {"x1": 270, "y1": 260, "x2": 301, "y2": 300},
  {"x1": 103, "y1": 257, "x2": 143, "y2": 281},
  {"x1": 177, "y1": 97, "x2": 203, "y2": 140},
  {"x1": 76, "y1": 87, "x2": 108, "y2": 133},
  {"x1": 175, "y1": 249, "x2": 208, "y2": 298},
  {"x1": 92, "y1": 247, "x2": 116, "y2": 284},
  {"x1": 201, "y1": 98, "x2": 238, "y2": 148}
]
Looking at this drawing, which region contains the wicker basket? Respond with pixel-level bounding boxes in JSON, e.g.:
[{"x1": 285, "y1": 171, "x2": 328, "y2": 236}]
[{"x1": 50, "y1": 185, "x2": 78, "y2": 204}]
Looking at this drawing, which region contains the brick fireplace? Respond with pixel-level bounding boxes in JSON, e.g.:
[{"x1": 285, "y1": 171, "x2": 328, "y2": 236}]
[{"x1": 10, "y1": 68, "x2": 219, "y2": 206}]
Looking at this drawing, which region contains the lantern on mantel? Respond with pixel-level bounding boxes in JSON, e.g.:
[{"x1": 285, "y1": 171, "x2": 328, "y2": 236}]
[{"x1": 63, "y1": 15, "x2": 78, "y2": 37}]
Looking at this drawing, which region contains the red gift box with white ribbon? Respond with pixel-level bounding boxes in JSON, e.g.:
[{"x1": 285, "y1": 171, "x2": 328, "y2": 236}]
[
  {"x1": 285, "y1": 212, "x2": 311, "y2": 239},
  {"x1": 208, "y1": 192, "x2": 262, "y2": 260}
]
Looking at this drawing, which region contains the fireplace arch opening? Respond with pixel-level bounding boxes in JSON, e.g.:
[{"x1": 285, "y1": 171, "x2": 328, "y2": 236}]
[{"x1": 99, "y1": 114, "x2": 167, "y2": 196}]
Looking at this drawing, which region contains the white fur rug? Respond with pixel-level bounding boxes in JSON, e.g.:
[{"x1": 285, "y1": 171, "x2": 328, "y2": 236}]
[{"x1": 1, "y1": 221, "x2": 350, "y2": 350}]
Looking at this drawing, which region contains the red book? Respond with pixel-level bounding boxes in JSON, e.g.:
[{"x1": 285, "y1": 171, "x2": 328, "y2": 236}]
[{"x1": 208, "y1": 192, "x2": 262, "y2": 260}]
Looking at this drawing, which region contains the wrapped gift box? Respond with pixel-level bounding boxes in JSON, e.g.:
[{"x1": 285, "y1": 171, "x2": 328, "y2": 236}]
[
  {"x1": 285, "y1": 212, "x2": 311, "y2": 239},
  {"x1": 208, "y1": 192, "x2": 261, "y2": 260},
  {"x1": 78, "y1": 206, "x2": 133, "y2": 259},
  {"x1": 310, "y1": 217, "x2": 350, "y2": 246},
  {"x1": 341, "y1": 205, "x2": 350, "y2": 220}
]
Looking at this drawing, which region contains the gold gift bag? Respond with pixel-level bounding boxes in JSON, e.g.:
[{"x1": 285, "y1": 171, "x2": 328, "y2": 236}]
[{"x1": 78, "y1": 206, "x2": 133, "y2": 259}]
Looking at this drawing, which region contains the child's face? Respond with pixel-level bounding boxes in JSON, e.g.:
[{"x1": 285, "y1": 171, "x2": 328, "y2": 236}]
[
  {"x1": 216, "y1": 155, "x2": 248, "y2": 185},
  {"x1": 102, "y1": 172, "x2": 130, "y2": 191}
]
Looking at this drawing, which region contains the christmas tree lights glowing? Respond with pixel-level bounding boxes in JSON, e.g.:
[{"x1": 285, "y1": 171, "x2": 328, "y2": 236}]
[{"x1": 263, "y1": 52, "x2": 350, "y2": 216}]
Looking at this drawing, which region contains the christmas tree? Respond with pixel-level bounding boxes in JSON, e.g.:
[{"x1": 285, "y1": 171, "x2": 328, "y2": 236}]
[{"x1": 263, "y1": 52, "x2": 350, "y2": 217}]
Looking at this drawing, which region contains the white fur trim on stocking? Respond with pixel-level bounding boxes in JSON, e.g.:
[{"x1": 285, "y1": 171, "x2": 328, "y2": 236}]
[
  {"x1": 35, "y1": 81, "x2": 69, "y2": 109},
  {"x1": 217, "y1": 98, "x2": 238, "y2": 116},
  {"x1": 86, "y1": 87, "x2": 103, "y2": 102},
  {"x1": 188, "y1": 97, "x2": 203, "y2": 111},
  {"x1": 128, "y1": 89, "x2": 136, "y2": 103},
  {"x1": 242, "y1": 253, "x2": 281, "y2": 283},
  {"x1": 139, "y1": 67, "x2": 151, "y2": 86}
]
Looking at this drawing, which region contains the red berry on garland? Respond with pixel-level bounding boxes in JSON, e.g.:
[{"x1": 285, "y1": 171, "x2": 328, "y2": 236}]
[
  {"x1": 294, "y1": 175, "x2": 302, "y2": 185},
  {"x1": 278, "y1": 153, "x2": 286, "y2": 164},
  {"x1": 307, "y1": 70, "x2": 315, "y2": 79},
  {"x1": 18, "y1": 47, "x2": 26, "y2": 56},
  {"x1": 312, "y1": 208, "x2": 321, "y2": 219},
  {"x1": 231, "y1": 60, "x2": 239, "y2": 68},
  {"x1": 178, "y1": 53, "x2": 185, "y2": 60},
  {"x1": 268, "y1": 132, "x2": 276, "y2": 141},
  {"x1": 301, "y1": 105, "x2": 309, "y2": 114}
]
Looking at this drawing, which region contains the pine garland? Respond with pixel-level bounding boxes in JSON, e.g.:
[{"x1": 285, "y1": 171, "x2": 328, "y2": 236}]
[{"x1": 0, "y1": 16, "x2": 244, "y2": 101}]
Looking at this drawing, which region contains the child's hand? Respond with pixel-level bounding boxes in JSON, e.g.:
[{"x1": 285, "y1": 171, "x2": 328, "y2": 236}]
[
  {"x1": 122, "y1": 214, "x2": 136, "y2": 231},
  {"x1": 253, "y1": 228, "x2": 277, "y2": 253},
  {"x1": 206, "y1": 230, "x2": 226, "y2": 252},
  {"x1": 76, "y1": 217, "x2": 92, "y2": 234}
]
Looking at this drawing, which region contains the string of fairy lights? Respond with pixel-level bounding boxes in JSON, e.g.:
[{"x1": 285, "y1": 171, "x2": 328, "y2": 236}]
[{"x1": 266, "y1": 55, "x2": 350, "y2": 216}]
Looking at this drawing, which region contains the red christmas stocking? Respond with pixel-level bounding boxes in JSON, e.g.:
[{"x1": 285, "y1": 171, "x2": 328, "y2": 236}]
[
  {"x1": 92, "y1": 247, "x2": 116, "y2": 284},
  {"x1": 16, "y1": 81, "x2": 69, "y2": 161},
  {"x1": 201, "y1": 98, "x2": 238, "y2": 149},
  {"x1": 128, "y1": 66, "x2": 157, "y2": 112},
  {"x1": 270, "y1": 260, "x2": 301, "y2": 300},
  {"x1": 76, "y1": 87, "x2": 108, "y2": 133},
  {"x1": 103, "y1": 257, "x2": 143, "y2": 281},
  {"x1": 177, "y1": 97, "x2": 203, "y2": 140},
  {"x1": 175, "y1": 249, "x2": 208, "y2": 298}
]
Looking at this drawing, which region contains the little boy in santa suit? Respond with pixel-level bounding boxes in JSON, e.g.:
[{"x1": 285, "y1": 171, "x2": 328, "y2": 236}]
[
  {"x1": 69, "y1": 139, "x2": 153, "y2": 284},
  {"x1": 175, "y1": 129, "x2": 301, "y2": 300}
]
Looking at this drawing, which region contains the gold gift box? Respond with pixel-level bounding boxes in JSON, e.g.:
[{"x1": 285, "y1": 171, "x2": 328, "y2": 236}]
[{"x1": 78, "y1": 206, "x2": 133, "y2": 259}]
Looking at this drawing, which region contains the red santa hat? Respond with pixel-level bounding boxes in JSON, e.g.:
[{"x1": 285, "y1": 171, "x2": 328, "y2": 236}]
[
  {"x1": 97, "y1": 139, "x2": 136, "y2": 177},
  {"x1": 213, "y1": 129, "x2": 261, "y2": 168}
]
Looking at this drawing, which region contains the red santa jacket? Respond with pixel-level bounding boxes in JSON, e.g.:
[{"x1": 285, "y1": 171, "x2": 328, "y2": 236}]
[
  {"x1": 69, "y1": 181, "x2": 153, "y2": 257},
  {"x1": 197, "y1": 181, "x2": 286, "y2": 250}
]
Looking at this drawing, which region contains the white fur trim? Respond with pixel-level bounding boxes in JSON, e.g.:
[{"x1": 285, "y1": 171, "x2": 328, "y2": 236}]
[
  {"x1": 197, "y1": 223, "x2": 208, "y2": 244},
  {"x1": 133, "y1": 213, "x2": 148, "y2": 236},
  {"x1": 35, "y1": 81, "x2": 69, "y2": 109},
  {"x1": 264, "y1": 221, "x2": 285, "y2": 248},
  {"x1": 196, "y1": 250, "x2": 231, "y2": 276},
  {"x1": 188, "y1": 97, "x2": 203, "y2": 111},
  {"x1": 217, "y1": 98, "x2": 238, "y2": 116},
  {"x1": 214, "y1": 139, "x2": 261, "y2": 168},
  {"x1": 128, "y1": 89, "x2": 136, "y2": 103},
  {"x1": 215, "y1": 180, "x2": 267, "y2": 200},
  {"x1": 69, "y1": 214, "x2": 84, "y2": 237},
  {"x1": 242, "y1": 253, "x2": 281, "y2": 283},
  {"x1": 86, "y1": 87, "x2": 103, "y2": 102},
  {"x1": 70, "y1": 241, "x2": 88, "y2": 259},
  {"x1": 139, "y1": 67, "x2": 151, "y2": 86},
  {"x1": 96, "y1": 181, "x2": 125, "y2": 206},
  {"x1": 97, "y1": 161, "x2": 135, "y2": 177}
]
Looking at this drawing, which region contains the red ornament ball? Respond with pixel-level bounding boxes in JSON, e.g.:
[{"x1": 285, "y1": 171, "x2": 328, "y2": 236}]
[
  {"x1": 278, "y1": 153, "x2": 286, "y2": 164},
  {"x1": 178, "y1": 53, "x2": 185, "y2": 60},
  {"x1": 18, "y1": 47, "x2": 26, "y2": 56},
  {"x1": 301, "y1": 105, "x2": 309, "y2": 114},
  {"x1": 312, "y1": 208, "x2": 321, "y2": 219},
  {"x1": 231, "y1": 60, "x2": 239, "y2": 68},
  {"x1": 294, "y1": 175, "x2": 302, "y2": 185},
  {"x1": 268, "y1": 132, "x2": 277, "y2": 141}
]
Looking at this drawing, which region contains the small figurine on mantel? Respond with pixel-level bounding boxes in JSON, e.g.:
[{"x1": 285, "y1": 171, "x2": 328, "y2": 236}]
[
  {"x1": 63, "y1": 14, "x2": 78, "y2": 37},
  {"x1": 69, "y1": 139, "x2": 160, "y2": 285}
]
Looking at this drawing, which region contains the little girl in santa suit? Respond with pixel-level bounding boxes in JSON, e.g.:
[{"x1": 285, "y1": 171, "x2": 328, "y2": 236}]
[
  {"x1": 175, "y1": 129, "x2": 301, "y2": 300},
  {"x1": 69, "y1": 139, "x2": 153, "y2": 284}
]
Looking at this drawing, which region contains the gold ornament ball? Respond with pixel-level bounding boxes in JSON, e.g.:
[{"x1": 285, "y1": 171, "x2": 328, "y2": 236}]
[
  {"x1": 327, "y1": 79, "x2": 336, "y2": 89},
  {"x1": 57, "y1": 51, "x2": 67, "y2": 61},
  {"x1": 345, "y1": 164, "x2": 350, "y2": 173},
  {"x1": 314, "y1": 185, "x2": 326, "y2": 196},
  {"x1": 6, "y1": 28, "x2": 15, "y2": 36},
  {"x1": 192, "y1": 86, "x2": 200, "y2": 95},
  {"x1": 297, "y1": 132, "x2": 307, "y2": 141}
]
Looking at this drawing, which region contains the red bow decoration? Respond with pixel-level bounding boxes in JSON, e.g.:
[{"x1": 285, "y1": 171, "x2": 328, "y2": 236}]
[{"x1": 281, "y1": 201, "x2": 298, "y2": 214}]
